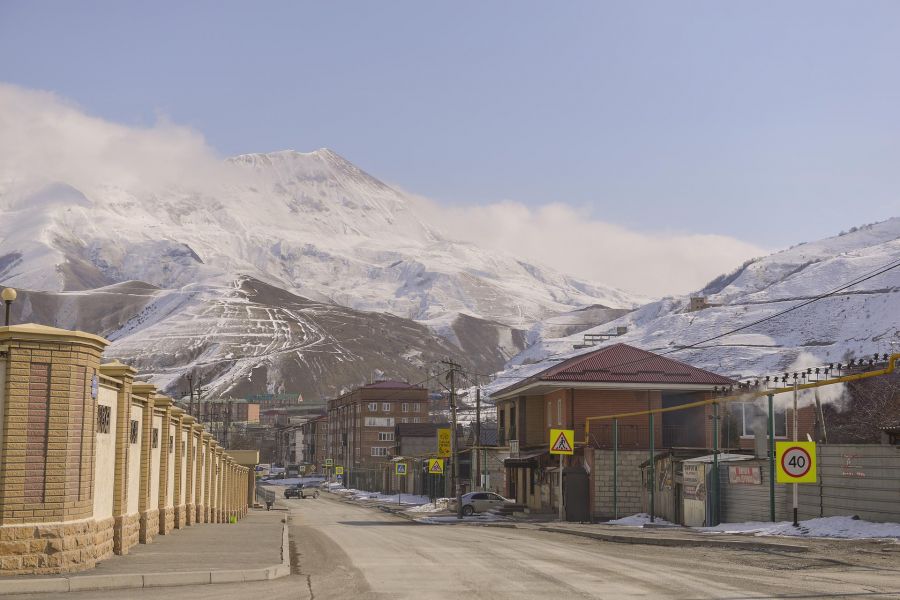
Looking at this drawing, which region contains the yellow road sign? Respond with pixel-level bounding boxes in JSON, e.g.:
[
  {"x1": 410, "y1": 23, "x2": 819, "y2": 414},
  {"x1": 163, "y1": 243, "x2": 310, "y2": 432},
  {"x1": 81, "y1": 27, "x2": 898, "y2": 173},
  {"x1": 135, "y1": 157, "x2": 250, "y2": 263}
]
[
  {"x1": 549, "y1": 429, "x2": 575, "y2": 455},
  {"x1": 335, "y1": 466, "x2": 344, "y2": 476},
  {"x1": 776, "y1": 441, "x2": 816, "y2": 483},
  {"x1": 396, "y1": 462, "x2": 408, "y2": 476},
  {"x1": 325, "y1": 458, "x2": 334, "y2": 467},
  {"x1": 437, "y1": 428, "x2": 452, "y2": 458},
  {"x1": 428, "y1": 458, "x2": 444, "y2": 474}
]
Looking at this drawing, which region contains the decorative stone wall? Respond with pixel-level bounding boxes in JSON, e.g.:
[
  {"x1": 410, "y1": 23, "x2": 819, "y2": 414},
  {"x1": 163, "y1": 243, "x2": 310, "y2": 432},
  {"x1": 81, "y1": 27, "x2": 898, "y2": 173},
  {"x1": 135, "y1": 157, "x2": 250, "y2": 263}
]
[{"x1": 0, "y1": 324, "x2": 253, "y2": 576}]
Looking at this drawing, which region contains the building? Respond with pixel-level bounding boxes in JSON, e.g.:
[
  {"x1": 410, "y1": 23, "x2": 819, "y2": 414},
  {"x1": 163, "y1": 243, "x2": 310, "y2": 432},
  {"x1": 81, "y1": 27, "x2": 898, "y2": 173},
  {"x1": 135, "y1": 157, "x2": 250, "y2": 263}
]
[
  {"x1": 326, "y1": 380, "x2": 429, "y2": 490},
  {"x1": 299, "y1": 415, "x2": 328, "y2": 472},
  {"x1": 490, "y1": 343, "x2": 736, "y2": 519}
]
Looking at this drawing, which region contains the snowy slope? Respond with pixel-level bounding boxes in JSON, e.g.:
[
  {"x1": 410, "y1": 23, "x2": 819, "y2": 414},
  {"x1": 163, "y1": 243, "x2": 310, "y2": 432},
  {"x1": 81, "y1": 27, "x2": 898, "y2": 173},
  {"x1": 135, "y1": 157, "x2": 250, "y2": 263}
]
[
  {"x1": 0, "y1": 148, "x2": 642, "y2": 396},
  {"x1": 495, "y1": 219, "x2": 900, "y2": 392},
  {"x1": 0, "y1": 149, "x2": 639, "y2": 327}
]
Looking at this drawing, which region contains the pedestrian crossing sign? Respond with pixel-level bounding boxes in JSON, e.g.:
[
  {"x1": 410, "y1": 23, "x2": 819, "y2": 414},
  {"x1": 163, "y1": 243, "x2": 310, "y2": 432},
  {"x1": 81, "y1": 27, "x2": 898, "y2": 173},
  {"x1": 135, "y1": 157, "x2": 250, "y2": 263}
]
[
  {"x1": 335, "y1": 466, "x2": 344, "y2": 475},
  {"x1": 396, "y1": 463, "x2": 408, "y2": 476},
  {"x1": 428, "y1": 458, "x2": 444, "y2": 474},
  {"x1": 549, "y1": 429, "x2": 575, "y2": 455}
]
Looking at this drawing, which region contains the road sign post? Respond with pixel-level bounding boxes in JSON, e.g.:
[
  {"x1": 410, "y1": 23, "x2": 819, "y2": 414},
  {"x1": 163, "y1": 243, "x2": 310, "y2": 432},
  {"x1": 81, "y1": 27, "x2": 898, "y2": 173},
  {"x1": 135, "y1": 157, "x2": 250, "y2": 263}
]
[
  {"x1": 395, "y1": 462, "x2": 407, "y2": 506},
  {"x1": 776, "y1": 440, "x2": 817, "y2": 527},
  {"x1": 549, "y1": 429, "x2": 574, "y2": 521}
]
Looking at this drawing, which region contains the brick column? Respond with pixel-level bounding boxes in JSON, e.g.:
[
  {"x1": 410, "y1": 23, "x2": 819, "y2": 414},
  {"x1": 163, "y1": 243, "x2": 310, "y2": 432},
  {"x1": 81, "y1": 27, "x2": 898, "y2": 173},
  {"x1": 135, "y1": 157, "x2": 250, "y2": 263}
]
[
  {"x1": 201, "y1": 433, "x2": 213, "y2": 523},
  {"x1": 99, "y1": 361, "x2": 138, "y2": 555},
  {"x1": 194, "y1": 426, "x2": 206, "y2": 523},
  {"x1": 0, "y1": 324, "x2": 108, "y2": 575},
  {"x1": 132, "y1": 383, "x2": 157, "y2": 544}
]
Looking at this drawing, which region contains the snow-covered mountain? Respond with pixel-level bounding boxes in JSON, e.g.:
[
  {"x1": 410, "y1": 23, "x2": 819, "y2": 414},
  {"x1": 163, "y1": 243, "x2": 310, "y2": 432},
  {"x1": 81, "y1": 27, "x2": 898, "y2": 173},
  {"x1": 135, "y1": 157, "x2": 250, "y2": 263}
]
[
  {"x1": 0, "y1": 149, "x2": 642, "y2": 397},
  {"x1": 496, "y1": 218, "x2": 900, "y2": 392}
]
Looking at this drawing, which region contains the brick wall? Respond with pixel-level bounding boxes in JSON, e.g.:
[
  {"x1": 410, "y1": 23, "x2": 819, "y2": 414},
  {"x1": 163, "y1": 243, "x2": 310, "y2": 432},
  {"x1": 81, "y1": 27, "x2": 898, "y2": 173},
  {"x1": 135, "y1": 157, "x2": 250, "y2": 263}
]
[
  {"x1": 592, "y1": 449, "x2": 646, "y2": 519},
  {"x1": 0, "y1": 325, "x2": 252, "y2": 575}
]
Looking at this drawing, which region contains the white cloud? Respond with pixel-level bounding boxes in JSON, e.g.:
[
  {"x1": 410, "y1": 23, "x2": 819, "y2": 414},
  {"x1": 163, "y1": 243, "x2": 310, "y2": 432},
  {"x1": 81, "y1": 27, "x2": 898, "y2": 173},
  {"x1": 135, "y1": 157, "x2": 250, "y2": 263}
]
[
  {"x1": 0, "y1": 83, "x2": 764, "y2": 297},
  {"x1": 416, "y1": 199, "x2": 766, "y2": 297},
  {"x1": 0, "y1": 83, "x2": 230, "y2": 195}
]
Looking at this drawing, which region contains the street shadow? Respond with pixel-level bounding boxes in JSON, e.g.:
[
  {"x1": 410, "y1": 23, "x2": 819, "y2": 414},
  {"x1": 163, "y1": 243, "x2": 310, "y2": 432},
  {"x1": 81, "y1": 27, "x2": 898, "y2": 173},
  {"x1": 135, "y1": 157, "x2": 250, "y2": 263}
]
[{"x1": 337, "y1": 520, "x2": 420, "y2": 526}]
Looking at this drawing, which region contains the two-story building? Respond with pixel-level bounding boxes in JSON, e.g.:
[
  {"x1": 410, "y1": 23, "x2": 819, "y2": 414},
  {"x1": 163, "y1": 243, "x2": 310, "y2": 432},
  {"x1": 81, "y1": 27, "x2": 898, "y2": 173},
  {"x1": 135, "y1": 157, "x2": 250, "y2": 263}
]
[
  {"x1": 326, "y1": 380, "x2": 429, "y2": 490},
  {"x1": 490, "y1": 343, "x2": 736, "y2": 519}
]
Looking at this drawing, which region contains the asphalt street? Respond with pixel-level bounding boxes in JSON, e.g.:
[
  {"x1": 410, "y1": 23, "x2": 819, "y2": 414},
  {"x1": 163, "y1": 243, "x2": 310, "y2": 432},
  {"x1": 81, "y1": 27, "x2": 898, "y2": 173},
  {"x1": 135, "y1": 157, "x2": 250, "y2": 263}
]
[{"x1": 12, "y1": 493, "x2": 900, "y2": 600}]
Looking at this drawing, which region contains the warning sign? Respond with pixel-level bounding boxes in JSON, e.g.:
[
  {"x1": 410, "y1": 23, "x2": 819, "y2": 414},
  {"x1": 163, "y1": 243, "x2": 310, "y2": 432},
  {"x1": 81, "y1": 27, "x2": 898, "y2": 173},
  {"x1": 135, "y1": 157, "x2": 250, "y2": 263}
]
[
  {"x1": 395, "y1": 463, "x2": 408, "y2": 476},
  {"x1": 776, "y1": 441, "x2": 816, "y2": 483},
  {"x1": 437, "y1": 428, "x2": 452, "y2": 458},
  {"x1": 335, "y1": 466, "x2": 344, "y2": 476},
  {"x1": 428, "y1": 458, "x2": 444, "y2": 474},
  {"x1": 549, "y1": 428, "x2": 575, "y2": 455}
]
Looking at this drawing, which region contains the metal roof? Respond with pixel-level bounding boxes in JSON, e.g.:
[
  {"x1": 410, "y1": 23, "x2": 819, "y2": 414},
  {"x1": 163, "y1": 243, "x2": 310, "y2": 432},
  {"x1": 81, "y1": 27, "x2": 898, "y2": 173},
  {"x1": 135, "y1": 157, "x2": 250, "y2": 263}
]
[{"x1": 493, "y1": 343, "x2": 735, "y2": 398}]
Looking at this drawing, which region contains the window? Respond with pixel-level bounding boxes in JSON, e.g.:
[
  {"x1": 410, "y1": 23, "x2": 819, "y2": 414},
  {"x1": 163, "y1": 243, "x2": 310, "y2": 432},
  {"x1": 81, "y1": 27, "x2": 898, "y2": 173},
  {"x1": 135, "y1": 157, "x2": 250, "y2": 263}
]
[
  {"x1": 413, "y1": 403, "x2": 420, "y2": 412},
  {"x1": 97, "y1": 405, "x2": 111, "y2": 434},
  {"x1": 368, "y1": 402, "x2": 378, "y2": 412},
  {"x1": 378, "y1": 432, "x2": 395, "y2": 442},
  {"x1": 364, "y1": 417, "x2": 395, "y2": 427},
  {"x1": 557, "y1": 398, "x2": 562, "y2": 425},
  {"x1": 401, "y1": 403, "x2": 409, "y2": 412},
  {"x1": 413, "y1": 417, "x2": 420, "y2": 423},
  {"x1": 382, "y1": 402, "x2": 391, "y2": 412},
  {"x1": 509, "y1": 406, "x2": 517, "y2": 440},
  {"x1": 400, "y1": 417, "x2": 408, "y2": 424},
  {"x1": 151, "y1": 428, "x2": 159, "y2": 449},
  {"x1": 169, "y1": 436, "x2": 174, "y2": 454},
  {"x1": 371, "y1": 447, "x2": 388, "y2": 457},
  {"x1": 130, "y1": 420, "x2": 139, "y2": 444},
  {"x1": 738, "y1": 403, "x2": 787, "y2": 437}
]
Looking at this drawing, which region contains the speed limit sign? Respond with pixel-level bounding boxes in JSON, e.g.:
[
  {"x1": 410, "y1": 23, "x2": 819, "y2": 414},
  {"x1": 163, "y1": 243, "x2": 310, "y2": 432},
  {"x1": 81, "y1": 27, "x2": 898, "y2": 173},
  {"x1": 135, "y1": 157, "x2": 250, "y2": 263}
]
[{"x1": 776, "y1": 441, "x2": 817, "y2": 483}]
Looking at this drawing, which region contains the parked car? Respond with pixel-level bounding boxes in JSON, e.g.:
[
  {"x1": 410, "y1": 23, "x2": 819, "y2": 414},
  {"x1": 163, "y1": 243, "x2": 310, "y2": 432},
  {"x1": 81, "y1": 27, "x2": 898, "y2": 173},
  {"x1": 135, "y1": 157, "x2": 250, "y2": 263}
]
[
  {"x1": 286, "y1": 484, "x2": 320, "y2": 499},
  {"x1": 450, "y1": 492, "x2": 513, "y2": 516}
]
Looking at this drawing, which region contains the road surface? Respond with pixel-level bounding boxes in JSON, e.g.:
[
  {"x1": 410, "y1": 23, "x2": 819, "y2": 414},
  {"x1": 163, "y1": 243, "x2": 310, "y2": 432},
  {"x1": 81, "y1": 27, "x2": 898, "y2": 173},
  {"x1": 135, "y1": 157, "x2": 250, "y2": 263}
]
[{"x1": 14, "y1": 493, "x2": 900, "y2": 599}]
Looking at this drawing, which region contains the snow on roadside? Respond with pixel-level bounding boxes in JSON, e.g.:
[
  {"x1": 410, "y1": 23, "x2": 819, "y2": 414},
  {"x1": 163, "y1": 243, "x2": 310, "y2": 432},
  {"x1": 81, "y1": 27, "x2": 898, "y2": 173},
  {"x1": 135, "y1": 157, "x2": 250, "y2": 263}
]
[
  {"x1": 700, "y1": 516, "x2": 900, "y2": 540},
  {"x1": 406, "y1": 499, "x2": 450, "y2": 514},
  {"x1": 416, "y1": 513, "x2": 507, "y2": 524},
  {"x1": 607, "y1": 513, "x2": 676, "y2": 527}
]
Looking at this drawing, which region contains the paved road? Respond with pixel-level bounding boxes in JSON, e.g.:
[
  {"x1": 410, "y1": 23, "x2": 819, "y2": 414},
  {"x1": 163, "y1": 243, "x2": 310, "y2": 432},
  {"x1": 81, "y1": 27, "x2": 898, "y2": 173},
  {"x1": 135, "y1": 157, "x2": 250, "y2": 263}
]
[
  {"x1": 15, "y1": 494, "x2": 900, "y2": 599},
  {"x1": 288, "y1": 494, "x2": 900, "y2": 600}
]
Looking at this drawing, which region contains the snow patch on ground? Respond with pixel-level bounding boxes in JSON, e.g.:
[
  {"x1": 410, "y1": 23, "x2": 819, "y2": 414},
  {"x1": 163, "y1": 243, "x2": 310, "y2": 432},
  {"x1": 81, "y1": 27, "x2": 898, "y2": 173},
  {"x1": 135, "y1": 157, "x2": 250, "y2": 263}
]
[
  {"x1": 700, "y1": 516, "x2": 900, "y2": 539},
  {"x1": 406, "y1": 499, "x2": 451, "y2": 513},
  {"x1": 606, "y1": 513, "x2": 676, "y2": 527}
]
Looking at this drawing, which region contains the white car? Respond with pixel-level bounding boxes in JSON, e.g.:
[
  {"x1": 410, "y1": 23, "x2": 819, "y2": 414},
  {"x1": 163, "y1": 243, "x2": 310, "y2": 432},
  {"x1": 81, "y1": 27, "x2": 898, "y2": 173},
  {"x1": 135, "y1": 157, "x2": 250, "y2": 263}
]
[{"x1": 451, "y1": 492, "x2": 513, "y2": 516}]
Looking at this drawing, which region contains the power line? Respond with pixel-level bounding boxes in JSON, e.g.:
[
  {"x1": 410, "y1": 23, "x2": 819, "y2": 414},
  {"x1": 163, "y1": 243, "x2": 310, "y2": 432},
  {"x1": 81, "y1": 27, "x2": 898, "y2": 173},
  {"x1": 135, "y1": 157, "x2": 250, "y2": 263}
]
[{"x1": 481, "y1": 255, "x2": 900, "y2": 388}]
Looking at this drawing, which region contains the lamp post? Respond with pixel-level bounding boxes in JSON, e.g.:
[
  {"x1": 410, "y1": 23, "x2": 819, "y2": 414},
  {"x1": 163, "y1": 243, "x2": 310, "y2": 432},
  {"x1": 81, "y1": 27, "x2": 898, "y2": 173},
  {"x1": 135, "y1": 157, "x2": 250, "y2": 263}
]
[{"x1": 1, "y1": 288, "x2": 16, "y2": 326}]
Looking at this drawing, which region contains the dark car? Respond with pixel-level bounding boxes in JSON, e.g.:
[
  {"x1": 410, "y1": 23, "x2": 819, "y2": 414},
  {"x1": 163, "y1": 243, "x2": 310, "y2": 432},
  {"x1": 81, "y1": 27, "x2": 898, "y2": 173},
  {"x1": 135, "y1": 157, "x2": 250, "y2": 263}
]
[{"x1": 284, "y1": 485, "x2": 302, "y2": 499}]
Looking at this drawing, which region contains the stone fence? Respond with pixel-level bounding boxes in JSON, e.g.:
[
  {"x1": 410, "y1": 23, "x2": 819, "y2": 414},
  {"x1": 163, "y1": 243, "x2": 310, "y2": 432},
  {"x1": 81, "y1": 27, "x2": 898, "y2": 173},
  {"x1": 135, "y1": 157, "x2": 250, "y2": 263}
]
[{"x1": 0, "y1": 324, "x2": 253, "y2": 575}]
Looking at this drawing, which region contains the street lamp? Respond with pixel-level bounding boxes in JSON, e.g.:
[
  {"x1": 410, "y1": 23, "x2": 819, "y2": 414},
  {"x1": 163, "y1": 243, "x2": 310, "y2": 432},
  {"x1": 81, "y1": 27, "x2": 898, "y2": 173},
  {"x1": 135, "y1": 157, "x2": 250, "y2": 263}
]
[{"x1": 1, "y1": 288, "x2": 16, "y2": 326}]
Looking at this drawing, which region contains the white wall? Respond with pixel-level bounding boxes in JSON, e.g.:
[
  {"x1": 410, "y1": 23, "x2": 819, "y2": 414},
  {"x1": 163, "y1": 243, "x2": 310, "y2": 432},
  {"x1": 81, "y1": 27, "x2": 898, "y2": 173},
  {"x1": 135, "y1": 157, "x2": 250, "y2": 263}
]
[
  {"x1": 179, "y1": 430, "x2": 187, "y2": 505},
  {"x1": 149, "y1": 414, "x2": 162, "y2": 510},
  {"x1": 127, "y1": 405, "x2": 143, "y2": 515},
  {"x1": 92, "y1": 385, "x2": 117, "y2": 520},
  {"x1": 166, "y1": 424, "x2": 175, "y2": 508}
]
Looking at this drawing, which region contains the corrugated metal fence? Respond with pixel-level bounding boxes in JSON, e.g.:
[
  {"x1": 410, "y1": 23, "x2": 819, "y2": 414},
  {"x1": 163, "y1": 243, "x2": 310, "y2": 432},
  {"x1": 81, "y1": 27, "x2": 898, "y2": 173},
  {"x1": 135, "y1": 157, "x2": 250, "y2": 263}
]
[{"x1": 719, "y1": 444, "x2": 900, "y2": 523}]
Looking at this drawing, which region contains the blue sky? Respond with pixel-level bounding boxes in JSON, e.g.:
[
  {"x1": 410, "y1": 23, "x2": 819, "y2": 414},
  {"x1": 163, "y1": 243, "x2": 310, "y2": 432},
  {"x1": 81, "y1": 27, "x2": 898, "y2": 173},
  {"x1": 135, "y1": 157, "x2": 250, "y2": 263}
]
[{"x1": 1, "y1": 1, "x2": 898, "y2": 254}]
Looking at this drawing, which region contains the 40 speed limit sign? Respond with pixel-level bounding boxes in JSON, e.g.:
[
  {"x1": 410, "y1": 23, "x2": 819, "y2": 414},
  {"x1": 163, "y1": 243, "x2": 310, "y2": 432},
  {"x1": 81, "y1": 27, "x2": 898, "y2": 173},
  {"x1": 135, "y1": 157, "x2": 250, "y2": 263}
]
[{"x1": 776, "y1": 441, "x2": 817, "y2": 484}]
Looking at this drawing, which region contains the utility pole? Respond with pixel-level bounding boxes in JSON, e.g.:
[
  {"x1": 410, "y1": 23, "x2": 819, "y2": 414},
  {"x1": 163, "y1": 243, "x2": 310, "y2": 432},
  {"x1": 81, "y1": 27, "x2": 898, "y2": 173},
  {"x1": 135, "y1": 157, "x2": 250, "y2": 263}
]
[
  {"x1": 186, "y1": 372, "x2": 195, "y2": 419},
  {"x1": 475, "y1": 387, "x2": 481, "y2": 490},
  {"x1": 441, "y1": 360, "x2": 463, "y2": 519}
]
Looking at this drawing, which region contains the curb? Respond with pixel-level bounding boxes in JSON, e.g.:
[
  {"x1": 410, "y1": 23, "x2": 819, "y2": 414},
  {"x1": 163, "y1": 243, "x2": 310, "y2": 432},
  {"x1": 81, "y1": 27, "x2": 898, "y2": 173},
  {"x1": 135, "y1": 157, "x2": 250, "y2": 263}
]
[
  {"x1": 0, "y1": 521, "x2": 292, "y2": 596},
  {"x1": 534, "y1": 526, "x2": 810, "y2": 553}
]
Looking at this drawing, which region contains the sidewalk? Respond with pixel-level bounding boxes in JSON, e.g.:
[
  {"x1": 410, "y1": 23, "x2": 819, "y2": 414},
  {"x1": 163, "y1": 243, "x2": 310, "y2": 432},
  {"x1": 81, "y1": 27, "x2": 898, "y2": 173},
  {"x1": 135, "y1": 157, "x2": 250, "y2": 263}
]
[{"x1": 0, "y1": 509, "x2": 289, "y2": 595}]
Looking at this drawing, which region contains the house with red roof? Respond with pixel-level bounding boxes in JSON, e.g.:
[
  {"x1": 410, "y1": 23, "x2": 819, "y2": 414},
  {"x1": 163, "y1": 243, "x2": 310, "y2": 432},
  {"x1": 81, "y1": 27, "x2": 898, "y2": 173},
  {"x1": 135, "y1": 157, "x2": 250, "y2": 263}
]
[{"x1": 490, "y1": 344, "x2": 736, "y2": 519}]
